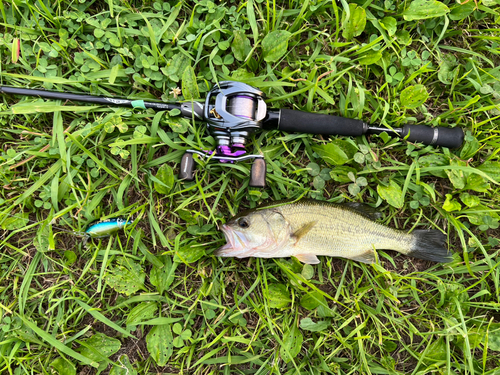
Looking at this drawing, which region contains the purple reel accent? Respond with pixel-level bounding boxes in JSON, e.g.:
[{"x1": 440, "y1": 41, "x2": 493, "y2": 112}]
[{"x1": 215, "y1": 145, "x2": 246, "y2": 163}]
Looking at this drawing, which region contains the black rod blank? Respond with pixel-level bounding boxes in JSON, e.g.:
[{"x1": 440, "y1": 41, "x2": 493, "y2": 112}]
[{"x1": 0, "y1": 85, "x2": 179, "y2": 112}]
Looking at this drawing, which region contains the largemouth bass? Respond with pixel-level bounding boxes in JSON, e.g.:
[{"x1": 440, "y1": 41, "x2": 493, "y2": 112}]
[{"x1": 216, "y1": 199, "x2": 452, "y2": 264}]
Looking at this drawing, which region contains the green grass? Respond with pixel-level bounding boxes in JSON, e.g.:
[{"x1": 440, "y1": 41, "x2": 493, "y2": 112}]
[{"x1": 0, "y1": 0, "x2": 500, "y2": 374}]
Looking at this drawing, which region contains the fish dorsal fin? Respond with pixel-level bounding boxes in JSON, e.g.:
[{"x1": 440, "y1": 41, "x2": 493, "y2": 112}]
[
  {"x1": 292, "y1": 221, "x2": 317, "y2": 242},
  {"x1": 294, "y1": 254, "x2": 320, "y2": 264},
  {"x1": 344, "y1": 203, "x2": 382, "y2": 221},
  {"x1": 350, "y1": 251, "x2": 376, "y2": 264}
]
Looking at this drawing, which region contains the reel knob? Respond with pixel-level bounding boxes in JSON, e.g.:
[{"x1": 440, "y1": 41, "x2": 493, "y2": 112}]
[
  {"x1": 249, "y1": 158, "x2": 266, "y2": 188},
  {"x1": 179, "y1": 152, "x2": 194, "y2": 181}
]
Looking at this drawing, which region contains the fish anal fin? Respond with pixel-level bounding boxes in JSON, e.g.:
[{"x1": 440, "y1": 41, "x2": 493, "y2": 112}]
[
  {"x1": 292, "y1": 221, "x2": 317, "y2": 242},
  {"x1": 350, "y1": 251, "x2": 376, "y2": 264},
  {"x1": 293, "y1": 253, "x2": 320, "y2": 264}
]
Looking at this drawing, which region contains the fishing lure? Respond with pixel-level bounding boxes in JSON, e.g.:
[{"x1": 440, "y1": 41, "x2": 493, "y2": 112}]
[
  {"x1": 0, "y1": 212, "x2": 131, "y2": 240},
  {"x1": 84, "y1": 217, "x2": 131, "y2": 238}
]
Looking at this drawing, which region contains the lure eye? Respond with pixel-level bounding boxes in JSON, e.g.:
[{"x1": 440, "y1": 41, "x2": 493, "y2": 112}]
[{"x1": 238, "y1": 218, "x2": 250, "y2": 229}]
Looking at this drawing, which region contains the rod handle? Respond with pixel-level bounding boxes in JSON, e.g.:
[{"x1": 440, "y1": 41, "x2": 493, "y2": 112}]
[
  {"x1": 402, "y1": 125, "x2": 464, "y2": 149},
  {"x1": 278, "y1": 109, "x2": 367, "y2": 136}
]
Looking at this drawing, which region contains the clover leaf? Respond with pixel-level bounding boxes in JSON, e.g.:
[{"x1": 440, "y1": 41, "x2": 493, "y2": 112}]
[{"x1": 172, "y1": 323, "x2": 192, "y2": 348}]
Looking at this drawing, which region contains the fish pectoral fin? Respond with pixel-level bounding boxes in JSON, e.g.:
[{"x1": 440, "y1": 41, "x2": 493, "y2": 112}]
[
  {"x1": 293, "y1": 253, "x2": 320, "y2": 264},
  {"x1": 292, "y1": 221, "x2": 317, "y2": 242},
  {"x1": 349, "y1": 251, "x2": 376, "y2": 264}
]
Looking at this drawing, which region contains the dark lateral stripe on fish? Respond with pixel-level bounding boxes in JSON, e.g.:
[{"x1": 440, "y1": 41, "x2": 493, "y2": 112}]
[{"x1": 229, "y1": 199, "x2": 380, "y2": 223}]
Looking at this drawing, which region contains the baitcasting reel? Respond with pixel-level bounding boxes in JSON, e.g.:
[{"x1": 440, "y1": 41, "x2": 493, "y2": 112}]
[
  {"x1": 1, "y1": 81, "x2": 465, "y2": 189},
  {"x1": 177, "y1": 80, "x2": 465, "y2": 188},
  {"x1": 178, "y1": 81, "x2": 269, "y2": 188}
]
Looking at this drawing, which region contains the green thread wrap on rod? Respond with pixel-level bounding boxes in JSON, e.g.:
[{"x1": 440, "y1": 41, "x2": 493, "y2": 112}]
[{"x1": 131, "y1": 100, "x2": 146, "y2": 109}]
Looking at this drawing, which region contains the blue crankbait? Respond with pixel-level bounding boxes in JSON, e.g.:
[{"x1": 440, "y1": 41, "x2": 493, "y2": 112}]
[
  {"x1": 0, "y1": 212, "x2": 132, "y2": 242},
  {"x1": 85, "y1": 217, "x2": 131, "y2": 238}
]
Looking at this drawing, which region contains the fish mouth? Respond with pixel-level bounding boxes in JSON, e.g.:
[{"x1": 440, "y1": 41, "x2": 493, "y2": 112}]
[{"x1": 215, "y1": 224, "x2": 248, "y2": 257}]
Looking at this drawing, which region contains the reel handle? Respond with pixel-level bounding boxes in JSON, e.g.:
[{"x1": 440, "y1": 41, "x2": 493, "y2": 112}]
[{"x1": 178, "y1": 151, "x2": 266, "y2": 187}]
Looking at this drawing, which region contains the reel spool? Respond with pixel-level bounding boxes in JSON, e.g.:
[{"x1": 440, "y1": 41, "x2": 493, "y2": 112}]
[
  {"x1": 179, "y1": 81, "x2": 268, "y2": 188},
  {"x1": 204, "y1": 81, "x2": 267, "y2": 129},
  {"x1": 227, "y1": 95, "x2": 258, "y2": 120}
]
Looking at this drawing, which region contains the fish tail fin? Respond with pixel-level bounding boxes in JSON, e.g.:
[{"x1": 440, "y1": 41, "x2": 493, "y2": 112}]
[{"x1": 408, "y1": 230, "x2": 452, "y2": 263}]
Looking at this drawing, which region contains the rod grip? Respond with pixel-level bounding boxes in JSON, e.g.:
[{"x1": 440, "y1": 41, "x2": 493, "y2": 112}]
[
  {"x1": 402, "y1": 125, "x2": 464, "y2": 149},
  {"x1": 278, "y1": 109, "x2": 366, "y2": 136}
]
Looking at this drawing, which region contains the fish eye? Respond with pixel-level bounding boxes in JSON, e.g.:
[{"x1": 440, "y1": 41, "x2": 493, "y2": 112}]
[{"x1": 238, "y1": 218, "x2": 250, "y2": 229}]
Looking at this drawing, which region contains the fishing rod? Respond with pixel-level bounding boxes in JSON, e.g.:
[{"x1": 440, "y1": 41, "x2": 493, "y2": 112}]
[{"x1": 0, "y1": 81, "x2": 464, "y2": 188}]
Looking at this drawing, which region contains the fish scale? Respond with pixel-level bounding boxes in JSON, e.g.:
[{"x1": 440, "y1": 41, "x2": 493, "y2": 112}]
[
  {"x1": 216, "y1": 199, "x2": 452, "y2": 265},
  {"x1": 279, "y1": 203, "x2": 414, "y2": 259}
]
